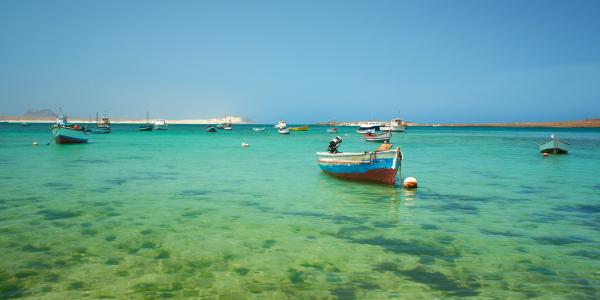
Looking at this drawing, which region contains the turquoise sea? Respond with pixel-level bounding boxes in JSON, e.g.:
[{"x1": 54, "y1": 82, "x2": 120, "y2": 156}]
[{"x1": 1, "y1": 124, "x2": 599, "y2": 299}]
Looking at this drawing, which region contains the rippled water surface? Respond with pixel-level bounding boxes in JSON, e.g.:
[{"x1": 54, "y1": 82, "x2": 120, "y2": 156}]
[{"x1": 1, "y1": 124, "x2": 599, "y2": 299}]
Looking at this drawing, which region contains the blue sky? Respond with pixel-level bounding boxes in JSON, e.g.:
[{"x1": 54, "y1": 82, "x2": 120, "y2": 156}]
[{"x1": 1, "y1": 0, "x2": 599, "y2": 123}]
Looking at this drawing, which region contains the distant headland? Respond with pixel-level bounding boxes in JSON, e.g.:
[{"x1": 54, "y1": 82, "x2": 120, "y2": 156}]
[{"x1": 319, "y1": 119, "x2": 600, "y2": 128}]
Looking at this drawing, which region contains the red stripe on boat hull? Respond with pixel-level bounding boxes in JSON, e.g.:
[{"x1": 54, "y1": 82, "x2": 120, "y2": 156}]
[{"x1": 322, "y1": 168, "x2": 398, "y2": 185}]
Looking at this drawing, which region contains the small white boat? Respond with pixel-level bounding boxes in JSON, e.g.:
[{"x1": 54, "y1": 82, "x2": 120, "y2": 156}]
[
  {"x1": 153, "y1": 119, "x2": 168, "y2": 130},
  {"x1": 357, "y1": 121, "x2": 384, "y2": 134},
  {"x1": 252, "y1": 127, "x2": 266, "y2": 132},
  {"x1": 223, "y1": 125, "x2": 233, "y2": 130},
  {"x1": 538, "y1": 134, "x2": 569, "y2": 154},
  {"x1": 380, "y1": 118, "x2": 406, "y2": 132},
  {"x1": 278, "y1": 128, "x2": 290, "y2": 134},
  {"x1": 275, "y1": 120, "x2": 287, "y2": 129}
]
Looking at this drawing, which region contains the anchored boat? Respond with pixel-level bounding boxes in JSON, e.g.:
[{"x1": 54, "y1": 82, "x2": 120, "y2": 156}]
[
  {"x1": 539, "y1": 135, "x2": 569, "y2": 154},
  {"x1": 51, "y1": 113, "x2": 88, "y2": 144},
  {"x1": 154, "y1": 119, "x2": 168, "y2": 130},
  {"x1": 289, "y1": 125, "x2": 309, "y2": 131},
  {"x1": 139, "y1": 112, "x2": 153, "y2": 131},
  {"x1": 206, "y1": 126, "x2": 217, "y2": 132},
  {"x1": 87, "y1": 113, "x2": 111, "y2": 134},
  {"x1": 356, "y1": 121, "x2": 384, "y2": 134},
  {"x1": 317, "y1": 138, "x2": 402, "y2": 185},
  {"x1": 380, "y1": 118, "x2": 406, "y2": 132},
  {"x1": 278, "y1": 127, "x2": 290, "y2": 134},
  {"x1": 364, "y1": 131, "x2": 391, "y2": 143}
]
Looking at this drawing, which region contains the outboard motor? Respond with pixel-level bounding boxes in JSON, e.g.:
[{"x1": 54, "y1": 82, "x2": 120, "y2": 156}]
[{"x1": 328, "y1": 136, "x2": 342, "y2": 153}]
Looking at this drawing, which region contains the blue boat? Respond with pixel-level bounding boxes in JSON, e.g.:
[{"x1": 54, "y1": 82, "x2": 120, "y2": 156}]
[
  {"x1": 316, "y1": 140, "x2": 402, "y2": 185},
  {"x1": 51, "y1": 113, "x2": 88, "y2": 144}
]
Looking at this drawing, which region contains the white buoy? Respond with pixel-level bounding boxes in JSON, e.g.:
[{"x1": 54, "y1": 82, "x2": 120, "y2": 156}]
[
  {"x1": 241, "y1": 143, "x2": 249, "y2": 148},
  {"x1": 403, "y1": 177, "x2": 418, "y2": 189}
]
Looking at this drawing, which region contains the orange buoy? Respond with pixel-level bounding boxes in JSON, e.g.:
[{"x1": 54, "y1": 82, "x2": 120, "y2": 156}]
[{"x1": 403, "y1": 177, "x2": 418, "y2": 189}]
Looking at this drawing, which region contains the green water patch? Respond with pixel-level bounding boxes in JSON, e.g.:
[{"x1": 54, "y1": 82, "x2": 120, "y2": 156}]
[
  {"x1": 480, "y1": 228, "x2": 527, "y2": 238},
  {"x1": 346, "y1": 236, "x2": 457, "y2": 260},
  {"x1": 104, "y1": 234, "x2": 117, "y2": 242},
  {"x1": 36, "y1": 209, "x2": 81, "y2": 220},
  {"x1": 105, "y1": 257, "x2": 122, "y2": 265},
  {"x1": 178, "y1": 190, "x2": 209, "y2": 196},
  {"x1": 569, "y1": 250, "x2": 600, "y2": 259},
  {"x1": 262, "y1": 239, "x2": 276, "y2": 249},
  {"x1": 421, "y1": 224, "x2": 439, "y2": 230},
  {"x1": 73, "y1": 158, "x2": 110, "y2": 164},
  {"x1": 107, "y1": 178, "x2": 127, "y2": 186},
  {"x1": 41, "y1": 182, "x2": 74, "y2": 191},
  {"x1": 68, "y1": 281, "x2": 86, "y2": 290},
  {"x1": 373, "y1": 262, "x2": 479, "y2": 297},
  {"x1": 140, "y1": 229, "x2": 153, "y2": 235},
  {"x1": 557, "y1": 204, "x2": 600, "y2": 214},
  {"x1": 337, "y1": 226, "x2": 371, "y2": 235},
  {"x1": 533, "y1": 236, "x2": 593, "y2": 245},
  {"x1": 155, "y1": 250, "x2": 170, "y2": 259},
  {"x1": 434, "y1": 202, "x2": 479, "y2": 214},
  {"x1": 21, "y1": 243, "x2": 51, "y2": 253},
  {"x1": 371, "y1": 221, "x2": 396, "y2": 228},
  {"x1": 233, "y1": 267, "x2": 250, "y2": 276},
  {"x1": 181, "y1": 210, "x2": 204, "y2": 218}
]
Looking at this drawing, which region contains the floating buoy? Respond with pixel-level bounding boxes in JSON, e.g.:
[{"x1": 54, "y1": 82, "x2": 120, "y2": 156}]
[
  {"x1": 403, "y1": 177, "x2": 418, "y2": 189},
  {"x1": 32, "y1": 141, "x2": 38, "y2": 146},
  {"x1": 241, "y1": 143, "x2": 249, "y2": 148},
  {"x1": 543, "y1": 153, "x2": 548, "y2": 157}
]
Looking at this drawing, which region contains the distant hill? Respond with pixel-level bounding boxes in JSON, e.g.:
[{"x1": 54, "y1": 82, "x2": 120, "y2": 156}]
[{"x1": 24, "y1": 109, "x2": 57, "y2": 117}]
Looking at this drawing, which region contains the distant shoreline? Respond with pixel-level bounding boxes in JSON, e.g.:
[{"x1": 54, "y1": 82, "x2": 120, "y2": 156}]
[{"x1": 3, "y1": 117, "x2": 599, "y2": 128}]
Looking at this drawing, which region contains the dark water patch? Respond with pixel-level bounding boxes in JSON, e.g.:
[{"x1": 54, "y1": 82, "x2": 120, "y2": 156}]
[
  {"x1": 141, "y1": 241, "x2": 158, "y2": 249},
  {"x1": 106, "y1": 257, "x2": 122, "y2": 265},
  {"x1": 480, "y1": 229, "x2": 527, "y2": 238},
  {"x1": 81, "y1": 228, "x2": 98, "y2": 236},
  {"x1": 593, "y1": 184, "x2": 600, "y2": 190},
  {"x1": 400, "y1": 267, "x2": 479, "y2": 297},
  {"x1": 421, "y1": 224, "x2": 439, "y2": 230},
  {"x1": 42, "y1": 182, "x2": 73, "y2": 191},
  {"x1": 534, "y1": 236, "x2": 592, "y2": 245},
  {"x1": 178, "y1": 190, "x2": 209, "y2": 197},
  {"x1": 372, "y1": 221, "x2": 395, "y2": 228},
  {"x1": 373, "y1": 262, "x2": 400, "y2": 273},
  {"x1": 181, "y1": 210, "x2": 204, "y2": 218},
  {"x1": 287, "y1": 268, "x2": 307, "y2": 284},
  {"x1": 349, "y1": 236, "x2": 456, "y2": 259},
  {"x1": 24, "y1": 260, "x2": 51, "y2": 270},
  {"x1": 80, "y1": 222, "x2": 93, "y2": 227},
  {"x1": 0, "y1": 282, "x2": 24, "y2": 298},
  {"x1": 262, "y1": 239, "x2": 276, "y2": 249},
  {"x1": 141, "y1": 229, "x2": 153, "y2": 235},
  {"x1": 105, "y1": 234, "x2": 117, "y2": 242},
  {"x1": 286, "y1": 211, "x2": 328, "y2": 218},
  {"x1": 527, "y1": 266, "x2": 556, "y2": 276},
  {"x1": 418, "y1": 190, "x2": 497, "y2": 203},
  {"x1": 128, "y1": 247, "x2": 140, "y2": 255},
  {"x1": 439, "y1": 202, "x2": 478, "y2": 214},
  {"x1": 419, "y1": 256, "x2": 435, "y2": 265},
  {"x1": 116, "y1": 270, "x2": 129, "y2": 277},
  {"x1": 186, "y1": 260, "x2": 213, "y2": 270},
  {"x1": 434, "y1": 234, "x2": 455, "y2": 244},
  {"x1": 36, "y1": 209, "x2": 81, "y2": 220},
  {"x1": 15, "y1": 270, "x2": 38, "y2": 278},
  {"x1": 300, "y1": 261, "x2": 340, "y2": 272},
  {"x1": 155, "y1": 250, "x2": 170, "y2": 259},
  {"x1": 68, "y1": 281, "x2": 85, "y2": 290},
  {"x1": 354, "y1": 280, "x2": 379, "y2": 290},
  {"x1": 569, "y1": 250, "x2": 600, "y2": 259},
  {"x1": 557, "y1": 204, "x2": 600, "y2": 214},
  {"x1": 107, "y1": 178, "x2": 127, "y2": 186},
  {"x1": 528, "y1": 212, "x2": 564, "y2": 223},
  {"x1": 331, "y1": 215, "x2": 366, "y2": 224},
  {"x1": 21, "y1": 244, "x2": 51, "y2": 252},
  {"x1": 233, "y1": 267, "x2": 249, "y2": 276},
  {"x1": 240, "y1": 201, "x2": 273, "y2": 212},
  {"x1": 74, "y1": 158, "x2": 110, "y2": 164},
  {"x1": 338, "y1": 226, "x2": 371, "y2": 235},
  {"x1": 331, "y1": 287, "x2": 356, "y2": 300},
  {"x1": 90, "y1": 187, "x2": 112, "y2": 193},
  {"x1": 45, "y1": 273, "x2": 60, "y2": 283},
  {"x1": 9, "y1": 196, "x2": 42, "y2": 203}
]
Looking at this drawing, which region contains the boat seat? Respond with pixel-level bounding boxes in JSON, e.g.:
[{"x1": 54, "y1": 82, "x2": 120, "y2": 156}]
[{"x1": 376, "y1": 143, "x2": 393, "y2": 151}]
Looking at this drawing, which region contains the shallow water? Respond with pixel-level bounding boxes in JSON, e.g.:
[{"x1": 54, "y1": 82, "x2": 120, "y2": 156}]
[{"x1": 1, "y1": 124, "x2": 599, "y2": 299}]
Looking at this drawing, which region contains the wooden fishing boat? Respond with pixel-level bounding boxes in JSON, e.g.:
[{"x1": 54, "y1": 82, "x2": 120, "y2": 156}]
[
  {"x1": 206, "y1": 126, "x2": 217, "y2": 132},
  {"x1": 51, "y1": 114, "x2": 88, "y2": 144},
  {"x1": 538, "y1": 135, "x2": 569, "y2": 154},
  {"x1": 380, "y1": 118, "x2": 406, "y2": 132},
  {"x1": 364, "y1": 131, "x2": 391, "y2": 143},
  {"x1": 87, "y1": 113, "x2": 111, "y2": 134},
  {"x1": 289, "y1": 125, "x2": 309, "y2": 131},
  {"x1": 278, "y1": 128, "x2": 290, "y2": 134},
  {"x1": 317, "y1": 144, "x2": 402, "y2": 185}
]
